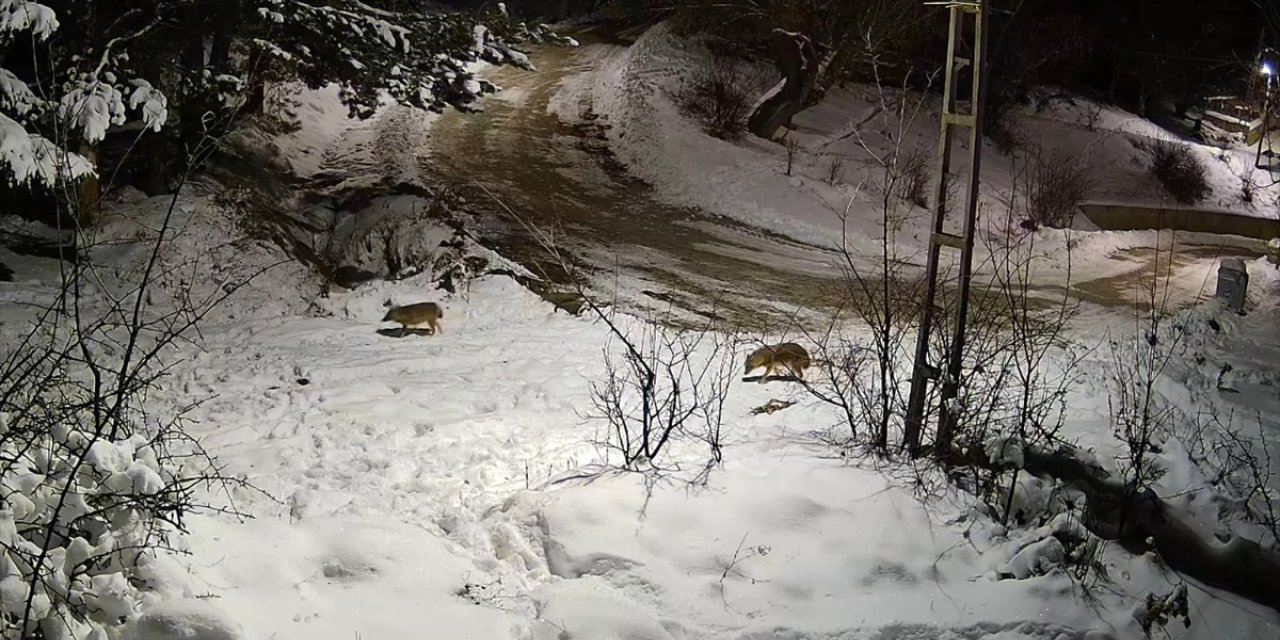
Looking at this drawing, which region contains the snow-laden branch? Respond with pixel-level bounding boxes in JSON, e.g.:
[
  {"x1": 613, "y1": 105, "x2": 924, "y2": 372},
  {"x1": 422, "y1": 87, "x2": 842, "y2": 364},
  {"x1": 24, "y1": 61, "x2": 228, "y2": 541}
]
[
  {"x1": 0, "y1": 112, "x2": 93, "y2": 185},
  {"x1": 0, "y1": 0, "x2": 58, "y2": 39}
]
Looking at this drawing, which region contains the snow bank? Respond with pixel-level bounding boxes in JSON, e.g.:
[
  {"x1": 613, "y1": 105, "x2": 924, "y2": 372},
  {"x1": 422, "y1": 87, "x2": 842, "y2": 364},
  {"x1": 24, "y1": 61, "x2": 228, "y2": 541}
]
[
  {"x1": 551, "y1": 25, "x2": 871, "y2": 251},
  {"x1": 538, "y1": 457, "x2": 1119, "y2": 637}
]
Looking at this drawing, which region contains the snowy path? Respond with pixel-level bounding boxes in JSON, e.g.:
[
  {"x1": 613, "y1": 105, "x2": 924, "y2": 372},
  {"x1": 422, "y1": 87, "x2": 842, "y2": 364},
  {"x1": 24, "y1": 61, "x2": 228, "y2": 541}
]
[{"x1": 424, "y1": 36, "x2": 860, "y2": 323}]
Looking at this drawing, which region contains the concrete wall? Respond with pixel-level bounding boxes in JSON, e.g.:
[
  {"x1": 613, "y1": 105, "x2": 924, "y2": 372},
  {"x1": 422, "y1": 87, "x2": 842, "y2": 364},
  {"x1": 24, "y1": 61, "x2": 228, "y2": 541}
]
[{"x1": 1079, "y1": 204, "x2": 1280, "y2": 241}]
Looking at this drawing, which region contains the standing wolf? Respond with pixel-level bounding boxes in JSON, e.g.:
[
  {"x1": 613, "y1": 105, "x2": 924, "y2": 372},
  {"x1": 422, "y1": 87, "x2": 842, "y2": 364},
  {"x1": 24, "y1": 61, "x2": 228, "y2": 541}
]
[
  {"x1": 743, "y1": 343, "x2": 810, "y2": 383},
  {"x1": 382, "y1": 302, "x2": 443, "y2": 335}
]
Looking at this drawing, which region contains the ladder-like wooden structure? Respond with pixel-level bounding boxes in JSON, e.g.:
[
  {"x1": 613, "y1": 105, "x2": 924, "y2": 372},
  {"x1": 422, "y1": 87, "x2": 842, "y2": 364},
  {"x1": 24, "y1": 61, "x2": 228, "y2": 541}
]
[{"x1": 903, "y1": 0, "x2": 990, "y2": 456}]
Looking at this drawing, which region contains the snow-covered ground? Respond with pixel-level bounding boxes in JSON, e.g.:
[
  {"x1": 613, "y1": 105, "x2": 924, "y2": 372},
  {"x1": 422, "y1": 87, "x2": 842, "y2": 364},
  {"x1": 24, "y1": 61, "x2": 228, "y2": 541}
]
[
  {"x1": 5, "y1": 189, "x2": 1279, "y2": 640},
  {"x1": 2, "y1": 27, "x2": 1280, "y2": 640}
]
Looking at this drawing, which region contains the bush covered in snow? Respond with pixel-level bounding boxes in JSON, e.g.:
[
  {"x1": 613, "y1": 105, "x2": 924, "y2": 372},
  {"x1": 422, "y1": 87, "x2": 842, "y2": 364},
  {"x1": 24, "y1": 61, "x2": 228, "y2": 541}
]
[
  {"x1": 0, "y1": 367, "x2": 229, "y2": 639},
  {"x1": 0, "y1": 199, "x2": 259, "y2": 637}
]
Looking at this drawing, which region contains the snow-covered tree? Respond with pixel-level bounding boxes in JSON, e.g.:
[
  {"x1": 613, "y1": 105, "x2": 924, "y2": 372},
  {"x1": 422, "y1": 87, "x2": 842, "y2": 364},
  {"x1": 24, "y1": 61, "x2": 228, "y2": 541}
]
[
  {"x1": 0, "y1": 0, "x2": 163, "y2": 188},
  {"x1": 0, "y1": 0, "x2": 565, "y2": 196}
]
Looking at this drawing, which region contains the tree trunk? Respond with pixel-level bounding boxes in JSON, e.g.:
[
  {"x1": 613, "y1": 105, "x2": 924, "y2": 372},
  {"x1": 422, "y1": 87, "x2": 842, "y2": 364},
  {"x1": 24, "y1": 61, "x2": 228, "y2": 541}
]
[
  {"x1": 1137, "y1": 77, "x2": 1149, "y2": 118},
  {"x1": 748, "y1": 30, "x2": 821, "y2": 141},
  {"x1": 804, "y1": 47, "x2": 847, "y2": 110},
  {"x1": 970, "y1": 443, "x2": 1280, "y2": 614},
  {"x1": 241, "y1": 45, "x2": 269, "y2": 117},
  {"x1": 76, "y1": 143, "x2": 100, "y2": 227}
]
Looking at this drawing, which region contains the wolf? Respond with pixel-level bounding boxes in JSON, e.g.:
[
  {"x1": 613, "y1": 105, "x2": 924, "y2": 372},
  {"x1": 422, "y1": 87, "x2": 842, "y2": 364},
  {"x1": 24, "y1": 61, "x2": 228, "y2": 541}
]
[
  {"x1": 382, "y1": 302, "x2": 443, "y2": 335},
  {"x1": 743, "y1": 343, "x2": 810, "y2": 383}
]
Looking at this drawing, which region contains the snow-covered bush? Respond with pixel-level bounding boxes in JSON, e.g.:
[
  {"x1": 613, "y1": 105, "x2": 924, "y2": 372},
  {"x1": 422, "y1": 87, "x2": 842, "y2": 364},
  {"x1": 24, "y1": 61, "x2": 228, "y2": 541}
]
[
  {"x1": 0, "y1": 0, "x2": 112, "y2": 188},
  {"x1": 0, "y1": 196, "x2": 257, "y2": 637},
  {"x1": 0, "y1": 349, "x2": 226, "y2": 638}
]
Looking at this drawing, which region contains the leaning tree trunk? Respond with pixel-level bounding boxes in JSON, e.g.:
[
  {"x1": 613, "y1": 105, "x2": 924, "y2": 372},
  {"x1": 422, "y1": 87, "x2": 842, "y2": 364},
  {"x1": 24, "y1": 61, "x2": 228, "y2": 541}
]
[{"x1": 748, "y1": 30, "x2": 821, "y2": 140}]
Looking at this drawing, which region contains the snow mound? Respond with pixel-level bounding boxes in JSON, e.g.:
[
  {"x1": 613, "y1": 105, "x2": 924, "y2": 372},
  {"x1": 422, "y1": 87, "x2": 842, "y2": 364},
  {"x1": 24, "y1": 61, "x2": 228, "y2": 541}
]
[
  {"x1": 538, "y1": 457, "x2": 1100, "y2": 635},
  {"x1": 186, "y1": 516, "x2": 522, "y2": 639},
  {"x1": 127, "y1": 599, "x2": 243, "y2": 640},
  {"x1": 534, "y1": 578, "x2": 678, "y2": 640}
]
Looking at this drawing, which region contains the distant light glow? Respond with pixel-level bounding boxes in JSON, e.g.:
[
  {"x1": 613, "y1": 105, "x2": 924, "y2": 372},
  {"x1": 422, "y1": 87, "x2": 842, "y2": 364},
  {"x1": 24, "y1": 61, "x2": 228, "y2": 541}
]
[{"x1": 1264, "y1": 62, "x2": 1275, "y2": 76}]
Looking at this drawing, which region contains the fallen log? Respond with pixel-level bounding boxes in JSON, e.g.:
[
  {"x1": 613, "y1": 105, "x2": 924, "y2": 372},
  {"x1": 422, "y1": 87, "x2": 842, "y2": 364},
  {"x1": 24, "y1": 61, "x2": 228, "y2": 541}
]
[{"x1": 1007, "y1": 444, "x2": 1280, "y2": 613}]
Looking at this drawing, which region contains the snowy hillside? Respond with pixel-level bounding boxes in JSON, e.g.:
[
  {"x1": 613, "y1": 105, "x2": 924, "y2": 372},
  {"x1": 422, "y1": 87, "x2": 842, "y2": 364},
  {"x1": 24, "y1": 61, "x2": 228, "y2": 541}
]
[{"x1": 549, "y1": 23, "x2": 1278, "y2": 267}]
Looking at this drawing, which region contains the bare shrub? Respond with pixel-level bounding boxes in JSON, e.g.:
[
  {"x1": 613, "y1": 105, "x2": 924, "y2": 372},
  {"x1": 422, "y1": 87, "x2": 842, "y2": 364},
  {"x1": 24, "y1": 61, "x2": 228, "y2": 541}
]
[
  {"x1": 894, "y1": 147, "x2": 931, "y2": 208},
  {"x1": 794, "y1": 60, "x2": 937, "y2": 453},
  {"x1": 988, "y1": 117, "x2": 1026, "y2": 155},
  {"x1": 1026, "y1": 148, "x2": 1092, "y2": 229},
  {"x1": 784, "y1": 136, "x2": 801, "y2": 176},
  {"x1": 825, "y1": 155, "x2": 845, "y2": 185},
  {"x1": 677, "y1": 45, "x2": 759, "y2": 140},
  {"x1": 1186, "y1": 408, "x2": 1279, "y2": 551},
  {"x1": 909, "y1": 148, "x2": 1086, "y2": 506},
  {"x1": 590, "y1": 317, "x2": 736, "y2": 477},
  {"x1": 1240, "y1": 175, "x2": 1256, "y2": 205},
  {"x1": 1141, "y1": 138, "x2": 1210, "y2": 205},
  {"x1": 479, "y1": 187, "x2": 735, "y2": 483},
  {"x1": 938, "y1": 223, "x2": 1085, "y2": 515},
  {"x1": 1102, "y1": 244, "x2": 1186, "y2": 521}
]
